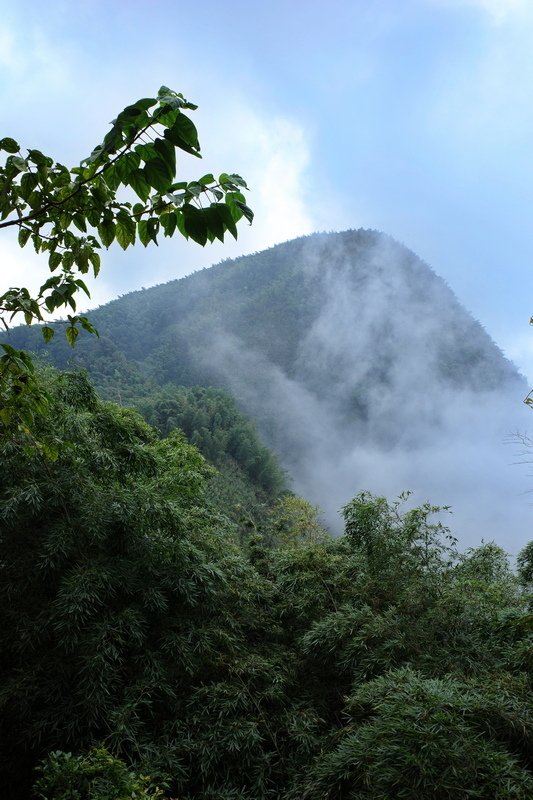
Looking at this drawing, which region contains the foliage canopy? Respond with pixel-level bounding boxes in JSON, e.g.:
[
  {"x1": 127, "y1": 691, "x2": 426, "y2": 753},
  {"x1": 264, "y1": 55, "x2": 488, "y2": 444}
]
[
  {"x1": 2, "y1": 369, "x2": 532, "y2": 799},
  {"x1": 0, "y1": 86, "x2": 252, "y2": 443}
]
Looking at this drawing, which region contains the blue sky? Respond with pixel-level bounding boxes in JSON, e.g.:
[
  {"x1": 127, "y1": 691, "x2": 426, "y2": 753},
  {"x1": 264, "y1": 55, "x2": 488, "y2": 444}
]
[{"x1": 3, "y1": 0, "x2": 533, "y2": 380}]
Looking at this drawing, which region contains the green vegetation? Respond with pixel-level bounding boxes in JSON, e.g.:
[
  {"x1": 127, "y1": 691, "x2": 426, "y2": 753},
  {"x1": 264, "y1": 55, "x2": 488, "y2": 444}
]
[
  {"x1": 0, "y1": 85, "x2": 252, "y2": 340},
  {"x1": 2, "y1": 92, "x2": 533, "y2": 800},
  {"x1": 0, "y1": 86, "x2": 252, "y2": 446},
  {"x1": 4, "y1": 229, "x2": 524, "y2": 471},
  {"x1": 1, "y1": 368, "x2": 532, "y2": 798}
]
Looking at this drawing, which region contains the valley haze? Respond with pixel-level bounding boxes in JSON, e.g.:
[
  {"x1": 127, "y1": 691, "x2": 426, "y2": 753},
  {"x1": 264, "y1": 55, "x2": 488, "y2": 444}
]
[{"x1": 6, "y1": 229, "x2": 532, "y2": 553}]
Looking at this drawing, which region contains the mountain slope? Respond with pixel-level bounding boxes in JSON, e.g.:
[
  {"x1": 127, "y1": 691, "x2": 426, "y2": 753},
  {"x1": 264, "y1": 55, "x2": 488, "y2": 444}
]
[{"x1": 6, "y1": 229, "x2": 530, "y2": 546}]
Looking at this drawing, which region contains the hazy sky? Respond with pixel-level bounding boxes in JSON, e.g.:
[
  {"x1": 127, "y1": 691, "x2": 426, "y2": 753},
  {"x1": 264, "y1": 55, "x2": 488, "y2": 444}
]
[{"x1": 3, "y1": 0, "x2": 533, "y2": 382}]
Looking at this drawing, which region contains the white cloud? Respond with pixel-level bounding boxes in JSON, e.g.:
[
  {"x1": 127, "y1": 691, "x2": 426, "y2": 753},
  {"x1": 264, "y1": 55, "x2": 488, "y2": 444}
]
[{"x1": 427, "y1": 0, "x2": 528, "y2": 23}]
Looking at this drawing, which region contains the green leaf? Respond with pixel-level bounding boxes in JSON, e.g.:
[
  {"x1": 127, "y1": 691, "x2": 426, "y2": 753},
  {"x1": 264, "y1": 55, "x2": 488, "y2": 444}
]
[
  {"x1": 89, "y1": 250, "x2": 101, "y2": 277},
  {"x1": 147, "y1": 218, "x2": 160, "y2": 244},
  {"x1": 164, "y1": 113, "x2": 201, "y2": 155},
  {"x1": 116, "y1": 221, "x2": 133, "y2": 250},
  {"x1": 235, "y1": 201, "x2": 254, "y2": 224},
  {"x1": 135, "y1": 142, "x2": 157, "y2": 162},
  {"x1": 153, "y1": 137, "x2": 176, "y2": 180},
  {"x1": 175, "y1": 209, "x2": 187, "y2": 239},
  {"x1": 72, "y1": 213, "x2": 87, "y2": 233},
  {"x1": 160, "y1": 211, "x2": 177, "y2": 237},
  {"x1": 79, "y1": 316, "x2": 99, "y2": 336},
  {"x1": 182, "y1": 204, "x2": 208, "y2": 246},
  {"x1": 65, "y1": 326, "x2": 79, "y2": 346},
  {"x1": 225, "y1": 191, "x2": 247, "y2": 222},
  {"x1": 227, "y1": 173, "x2": 249, "y2": 189},
  {"x1": 0, "y1": 137, "x2": 19, "y2": 153},
  {"x1": 27, "y1": 149, "x2": 51, "y2": 166},
  {"x1": 62, "y1": 251, "x2": 75, "y2": 270},
  {"x1": 48, "y1": 252, "x2": 62, "y2": 271},
  {"x1": 199, "y1": 173, "x2": 215, "y2": 186},
  {"x1": 74, "y1": 278, "x2": 91, "y2": 297},
  {"x1": 98, "y1": 219, "x2": 115, "y2": 248},
  {"x1": 212, "y1": 202, "x2": 238, "y2": 240},
  {"x1": 115, "y1": 151, "x2": 141, "y2": 183},
  {"x1": 19, "y1": 172, "x2": 39, "y2": 200},
  {"x1": 204, "y1": 205, "x2": 226, "y2": 243},
  {"x1": 74, "y1": 249, "x2": 89, "y2": 273},
  {"x1": 115, "y1": 211, "x2": 136, "y2": 250},
  {"x1": 143, "y1": 158, "x2": 171, "y2": 193},
  {"x1": 11, "y1": 156, "x2": 28, "y2": 173},
  {"x1": 138, "y1": 219, "x2": 150, "y2": 247},
  {"x1": 128, "y1": 169, "x2": 151, "y2": 202},
  {"x1": 18, "y1": 228, "x2": 31, "y2": 248},
  {"x1": 42, "y1": 326, "x2": 55, "y2": 343}
]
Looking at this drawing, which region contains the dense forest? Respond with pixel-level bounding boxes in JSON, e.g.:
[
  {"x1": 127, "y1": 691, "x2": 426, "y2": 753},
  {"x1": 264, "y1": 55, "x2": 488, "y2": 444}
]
[
  {"x1": 2, "y1": 62, "x2": 532, "y2": 800},
  {"x1": 5, "y1": 229, "x2": 530, "y2": 543},
  {"x1": 1, "y1": 122, "x2": 532, "y2": 795},
  {"x1": 2, "y1": 233, "x2": 533, "y2": 795},
  {"x1": 2, "y1": 367, "x2": 533, "y2": 799}
]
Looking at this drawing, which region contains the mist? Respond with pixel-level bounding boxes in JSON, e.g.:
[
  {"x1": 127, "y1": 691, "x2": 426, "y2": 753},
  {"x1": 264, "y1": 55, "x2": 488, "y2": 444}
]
[{"x1": 198, "y1": 232, "x2": 532, "y2": 553}]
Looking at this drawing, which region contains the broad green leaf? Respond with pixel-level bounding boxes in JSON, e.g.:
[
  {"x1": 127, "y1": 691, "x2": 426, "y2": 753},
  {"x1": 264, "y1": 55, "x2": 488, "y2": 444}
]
[
  {"x1": 11, "y1": 156, "x2": 28, "y2": 173},
  {"x1": 115, "y1": 151, "x2": 141, "y2": 183},
  {"x1": 225, "y1": 192, "x2": 245, "y2": 222},
  {"x1": 186, "y1": 182, "x2": 203, "y2": 198},
  {"x1": 128, "y1": 169, "x2": 151, "y2": 202},
  {"x1": 235, "y1": 201, "x2": 254, "y2": 224},
  {"x1": 164, "y1": 113, "x2": 201, "y2": 155},
  {"x1": 116, "y1": 209, "x2": 136, "y2": 236},
  {"x1": 175, "y1": 209, "x2": 187, "y2": 239},
  {"x1": 153, "y1": 137, "x2": 176, "y2": 179},
  {"x1": 74, "y1": 249, "x2": 89, "y2": 273},
  {"x1": 19, "y1": 172, "x2": 39, "y2": 200},
  {"x1": 115, "y1": 212, "x2": 136, "y2": 250},
  {"x1": 199, "y1": 173, "x2": 215, "y2": 186},
  {"x1": 131, "y1": 97, "x2": 157, "y2": 111},
  {"x1": 135, "y1": 142, "x2": 157, "y2": 162},
  {"x1": 42, "y1": 326, "x2": 55, "y2": 343},
  {"x1": 116, "y1": 221, "x2": 133, "y2": 250},
  {"x1": 103, "y1": 163, "x2": 122, "y2": 192},
  {"x1": 79, "y1": 315, "x2": 99, "y2": 336},
  {"x1": 18, "y1": 228, "x2": 31, "y2": 248},
  {"x1": 48, "y1": 252, "x2": 62, "y2": 270},
  {"x1": 74, "y1": 278, "x2": 91, "y2": 297},
  {"x1": 89, "y1": 250, "x2": 101, "y2": 277},
  {"x1": 182, "y1": 204, "x2": 208, "y2": 246},
  {"x1": 98, "y1": 219, "x2": 116, "y2": 248},
  {"x1": 205, "y1": 205, "x2": 226, "y2": 243},
  {"x1": 0, "y1": 137, "x2": 19, "y2": 153},
  {"x1": 227, "y1": 173, "x2": 249, "y2": 189},
  {"x1": 86, "y1": 208, "x2": 101, "y2": 227},
  {"x1": 160, "y1": 211, "x2": 177, "y2": 237},
  {"x1": 143, "y1": 158, "x2": 171, "y2": 193},
  {"x1": 72, "y1": 213, "x2": 87, "y2": 233},
  {"x1": 138, "y1": 219, "x2": 151, "y2": 247},
  {"x1": 27, "y1": 149, "x2": 50, "y2": 166},
  {"x1": 62, "y1": 251, "x2": 75, "y2": 269},
  {"x1": 65, "y1": 326, "x2": 79, "y2": 346},
  {"x1": 212, "y1": 202, "x2": 238, "y2": 240},
  {"x1": 147, "y1": 217, "x2": 160, "y2": 244}
]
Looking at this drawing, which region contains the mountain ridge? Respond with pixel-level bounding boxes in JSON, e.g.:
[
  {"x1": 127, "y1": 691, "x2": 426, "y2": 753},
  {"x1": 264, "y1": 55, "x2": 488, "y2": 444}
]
[{"x1": 5, "y1": 228, "x2": 530, "y2": 547}]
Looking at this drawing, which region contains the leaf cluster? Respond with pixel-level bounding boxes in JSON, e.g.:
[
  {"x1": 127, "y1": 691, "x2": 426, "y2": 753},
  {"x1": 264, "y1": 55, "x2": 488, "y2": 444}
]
[{"x1": 0, "y1": 86, "x2": 252, "y2": 342}]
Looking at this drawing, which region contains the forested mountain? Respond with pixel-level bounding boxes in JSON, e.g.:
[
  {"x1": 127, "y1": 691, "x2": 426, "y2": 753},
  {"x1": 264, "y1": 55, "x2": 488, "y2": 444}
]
[
  {"x1": 4, "y1": 228, "x2": 530, "y2": 545},
  {"x1": 2, "y1": 370, "x2": 533, "y2": 799},
  {"x1": 3, "y1": 231, "x2": 533, "y2": 798}
]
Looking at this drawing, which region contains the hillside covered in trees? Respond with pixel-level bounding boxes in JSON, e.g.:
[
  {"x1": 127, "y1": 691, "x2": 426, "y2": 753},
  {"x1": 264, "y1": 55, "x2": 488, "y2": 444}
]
[
  {"x1": 2, "y1": 368, "x2": 533, "y2": 799},
  {"x1": 5, "y1": 228, "x2": 530, "y2": 546}
]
